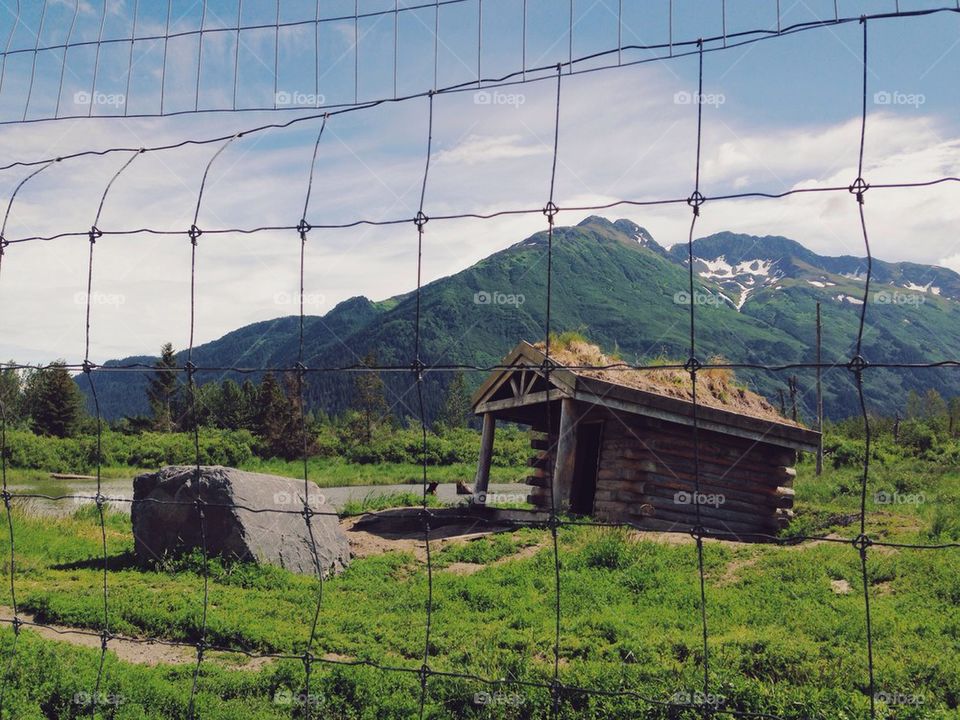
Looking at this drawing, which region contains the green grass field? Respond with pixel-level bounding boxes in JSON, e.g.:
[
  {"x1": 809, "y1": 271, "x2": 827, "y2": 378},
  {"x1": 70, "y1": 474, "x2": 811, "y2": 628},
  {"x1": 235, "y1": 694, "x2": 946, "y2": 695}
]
[{"x1": 0, "y1": 455, "x2": 957, "y2": 719}]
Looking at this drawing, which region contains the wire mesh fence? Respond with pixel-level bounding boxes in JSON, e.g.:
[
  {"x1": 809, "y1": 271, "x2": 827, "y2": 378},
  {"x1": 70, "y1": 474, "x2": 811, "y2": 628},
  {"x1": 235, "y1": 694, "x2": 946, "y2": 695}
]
[{"x1": 0, "y1": 3, "x2": 958, "y2": 719}]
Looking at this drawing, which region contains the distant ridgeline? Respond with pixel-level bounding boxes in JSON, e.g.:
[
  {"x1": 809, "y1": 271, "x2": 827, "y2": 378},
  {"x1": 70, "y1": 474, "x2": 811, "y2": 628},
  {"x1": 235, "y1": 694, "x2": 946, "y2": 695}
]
[{"x1": 82, "y1": 217, "x2": 960, "y2": 424}]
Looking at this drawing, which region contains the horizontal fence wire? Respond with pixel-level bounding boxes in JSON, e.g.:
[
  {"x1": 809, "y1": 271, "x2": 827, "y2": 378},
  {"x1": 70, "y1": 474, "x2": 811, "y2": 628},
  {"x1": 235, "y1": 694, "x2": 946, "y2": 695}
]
[
  {"x1": 0, "y1": 5, "x2": 957, "y2": 720},
  {"x1": 0, "y1": 2, "x2": 957, "y2": 125}
]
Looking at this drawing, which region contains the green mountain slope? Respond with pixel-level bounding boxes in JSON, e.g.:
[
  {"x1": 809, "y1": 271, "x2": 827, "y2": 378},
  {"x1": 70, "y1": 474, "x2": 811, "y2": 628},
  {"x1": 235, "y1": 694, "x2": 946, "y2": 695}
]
[{"x1": 84, "y1": 217, "x2": 960, "y2": 423}]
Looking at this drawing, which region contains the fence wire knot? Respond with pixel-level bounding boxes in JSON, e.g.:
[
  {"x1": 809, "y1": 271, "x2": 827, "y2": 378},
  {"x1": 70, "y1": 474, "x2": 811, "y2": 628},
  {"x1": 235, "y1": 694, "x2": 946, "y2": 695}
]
[
  {"x1": 188, "y1": 225, "x2": 202, "y2": 244},
  {"x1": 852, "y1": 534, "x2": 872, "y2": 552},
  {"x1": 88, "y1": 226, "x2": 102, "y2": 244},
  {"x1": 297, "y1": 219, "x2": 312, "y2": 238},
  {"x1": 99, "y1": 630, "x2": 111, "y2": 650},
  {"x1": 848, "y1": 177, "x2": 869, "y2": 204},
  {"x1": 411, "y1": 359, "x2": 425, "y2": 382},
  {"x1": 847, "y1": 355, "x2": 869, "y2": 373},
  {"x1": 542, "y1": 201, "x2": 559, "y2": 224},
  {"x1": 81, "y1": 360, "x2": 97, "y2": 374},
  {"x1": 684, "y1": 356, "x2": 702, "y2": 374},
  {"x1": 687, "y1": 190, "x2": 706, "y2": 215},
  {"x1": 414, "y1": 211, "x2": 429, "y2": 229}
]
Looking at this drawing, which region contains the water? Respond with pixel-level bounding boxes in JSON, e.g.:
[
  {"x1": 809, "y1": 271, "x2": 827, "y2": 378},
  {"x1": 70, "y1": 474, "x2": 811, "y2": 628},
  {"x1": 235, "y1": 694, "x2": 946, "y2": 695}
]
[{"x1": 8, "y1": 475, "x2": 530, "y2": 516}]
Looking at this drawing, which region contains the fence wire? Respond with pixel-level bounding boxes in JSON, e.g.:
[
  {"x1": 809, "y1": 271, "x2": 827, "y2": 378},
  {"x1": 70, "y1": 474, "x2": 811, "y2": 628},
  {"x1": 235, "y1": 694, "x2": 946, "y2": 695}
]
[{"x1": 0, "y1": 6, "x2": 956, "y2": 720}]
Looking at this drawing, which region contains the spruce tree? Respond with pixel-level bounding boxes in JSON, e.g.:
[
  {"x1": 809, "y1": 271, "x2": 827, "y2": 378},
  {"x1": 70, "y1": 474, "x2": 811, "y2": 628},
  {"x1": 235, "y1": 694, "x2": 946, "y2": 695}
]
[
  {"x1": 437, "y1": 370, "x2": 471, "y2": 429},
  {"x1": 353, "y1": 351, "x2": 389, "y2": 444},
  {"x1": 147, "y1": 343, "x2": 180, "y2": 432},
  {"x1": 24, "y1": 361, "x2": 85, "y2": 438}
]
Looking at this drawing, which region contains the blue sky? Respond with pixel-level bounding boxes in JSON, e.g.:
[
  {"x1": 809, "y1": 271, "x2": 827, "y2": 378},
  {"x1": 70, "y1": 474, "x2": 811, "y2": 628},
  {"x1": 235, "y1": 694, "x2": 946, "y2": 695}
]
[{"x1": 0, "y1": 0, "x2": 958, "y2": 364}]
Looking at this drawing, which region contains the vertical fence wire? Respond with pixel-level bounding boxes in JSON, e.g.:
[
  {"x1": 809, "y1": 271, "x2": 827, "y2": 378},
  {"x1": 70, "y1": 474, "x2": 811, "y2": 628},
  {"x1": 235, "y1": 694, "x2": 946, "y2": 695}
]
[
  {"x1": 851, "y1": 17, "x2": 877, "y2": 720},
  {"x1": 684, "y1": 39, "x2": 712, "y2": 719},
  {"x1": 185, "y1": 135, "x2": 237, "y2": 720},
  {"x1": 542, "y1": 63, "x2": 562, "y2": 719},
  {"x1": 84, "y1": 149, "x2": 140, "y2": 720},
  {"x1": 0, "y1": 160, "x2": 55, "y2": 718},
  {"x1": 413, "y1": 91, "x2": 435, "y2": 720},
  {"x1": 297, "y1": 116, "x2": 328, "y2": 720}
]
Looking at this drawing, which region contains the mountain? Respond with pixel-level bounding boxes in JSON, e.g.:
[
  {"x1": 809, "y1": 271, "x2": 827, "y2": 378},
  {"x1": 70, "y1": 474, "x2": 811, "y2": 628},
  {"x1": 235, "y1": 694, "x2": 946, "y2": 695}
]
[{"x1": 84, "y1": 217, "x2": 960, "y2": 423}]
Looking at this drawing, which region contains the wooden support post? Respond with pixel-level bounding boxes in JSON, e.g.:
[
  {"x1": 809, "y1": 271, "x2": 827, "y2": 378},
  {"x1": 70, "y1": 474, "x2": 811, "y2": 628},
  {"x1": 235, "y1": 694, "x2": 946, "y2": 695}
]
[
  {"x1": 552, "y1": 397, "x2": 579, "y2": 512},
  {"x1": 816, "y1": 301, "x2": 823, "y2": 476},
  {"x1": 473, "y1": 413, "x2": 495, "y2": 504}
]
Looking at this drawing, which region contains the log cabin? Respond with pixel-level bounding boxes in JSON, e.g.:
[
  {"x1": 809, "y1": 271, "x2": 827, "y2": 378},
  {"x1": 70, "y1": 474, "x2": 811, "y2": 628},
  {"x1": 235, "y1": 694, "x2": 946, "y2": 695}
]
[{"x1": 471, "y1": 340, "x2": 820, "y2": 538}]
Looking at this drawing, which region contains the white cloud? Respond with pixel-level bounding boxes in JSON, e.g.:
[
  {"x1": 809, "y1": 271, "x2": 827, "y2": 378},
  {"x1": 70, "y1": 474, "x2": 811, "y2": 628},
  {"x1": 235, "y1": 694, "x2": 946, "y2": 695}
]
[
  {"x1": 435, "y1": 133, "x2": 550, "y2": 166},
  {"x1": 0, "y1": 63, "x2": 958, "y2": 365}
]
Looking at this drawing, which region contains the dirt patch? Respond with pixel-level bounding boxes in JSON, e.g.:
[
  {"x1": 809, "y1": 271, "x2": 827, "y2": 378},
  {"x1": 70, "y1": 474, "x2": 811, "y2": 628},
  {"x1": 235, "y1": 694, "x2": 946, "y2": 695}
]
[
  {"x1": 0, "y1": 606, "x2": 269, "y2": 668},
  {"x1": 716, "y1": 555, "x2": 760, "y2": 586},
  {"x1": 342, "y1": 515, "x2": 511, "y2": 561},
  {"x1": 831, "y1": 579, "x2": 852, "y2": 595}
]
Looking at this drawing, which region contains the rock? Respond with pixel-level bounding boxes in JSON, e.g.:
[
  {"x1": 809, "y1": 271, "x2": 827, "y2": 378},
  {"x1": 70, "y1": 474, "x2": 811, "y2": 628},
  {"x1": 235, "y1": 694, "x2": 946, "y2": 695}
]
[{"x1": 131, "y1": 466, "x2": 350, "y2": 576}]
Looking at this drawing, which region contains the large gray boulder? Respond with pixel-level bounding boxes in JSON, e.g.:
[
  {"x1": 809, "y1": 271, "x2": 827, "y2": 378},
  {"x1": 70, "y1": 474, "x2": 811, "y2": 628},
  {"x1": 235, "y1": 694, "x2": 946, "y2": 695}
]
[{"x1": 132, "y1": 466, "x2": 350, "y2": 576}]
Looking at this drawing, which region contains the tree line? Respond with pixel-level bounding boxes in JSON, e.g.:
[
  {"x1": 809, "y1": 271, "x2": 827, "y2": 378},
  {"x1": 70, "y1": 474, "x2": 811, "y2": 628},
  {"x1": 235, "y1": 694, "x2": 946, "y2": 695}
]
[{"x1": 0, "y1": 343, "x2": 474, "y2": 461}]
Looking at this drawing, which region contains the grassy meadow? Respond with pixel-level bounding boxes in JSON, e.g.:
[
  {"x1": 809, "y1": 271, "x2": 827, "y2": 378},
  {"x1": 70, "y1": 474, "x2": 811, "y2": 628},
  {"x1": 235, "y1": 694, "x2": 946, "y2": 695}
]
[{"x1": 0, "y1": 444, "x2": 956, "y2": 719}]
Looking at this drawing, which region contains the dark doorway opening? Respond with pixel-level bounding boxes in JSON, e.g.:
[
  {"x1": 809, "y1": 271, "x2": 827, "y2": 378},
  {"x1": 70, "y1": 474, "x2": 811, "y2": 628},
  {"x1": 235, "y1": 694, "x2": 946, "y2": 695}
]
[{"x1": 570, "y1": 422, "x2": 603, "y2": 515}]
